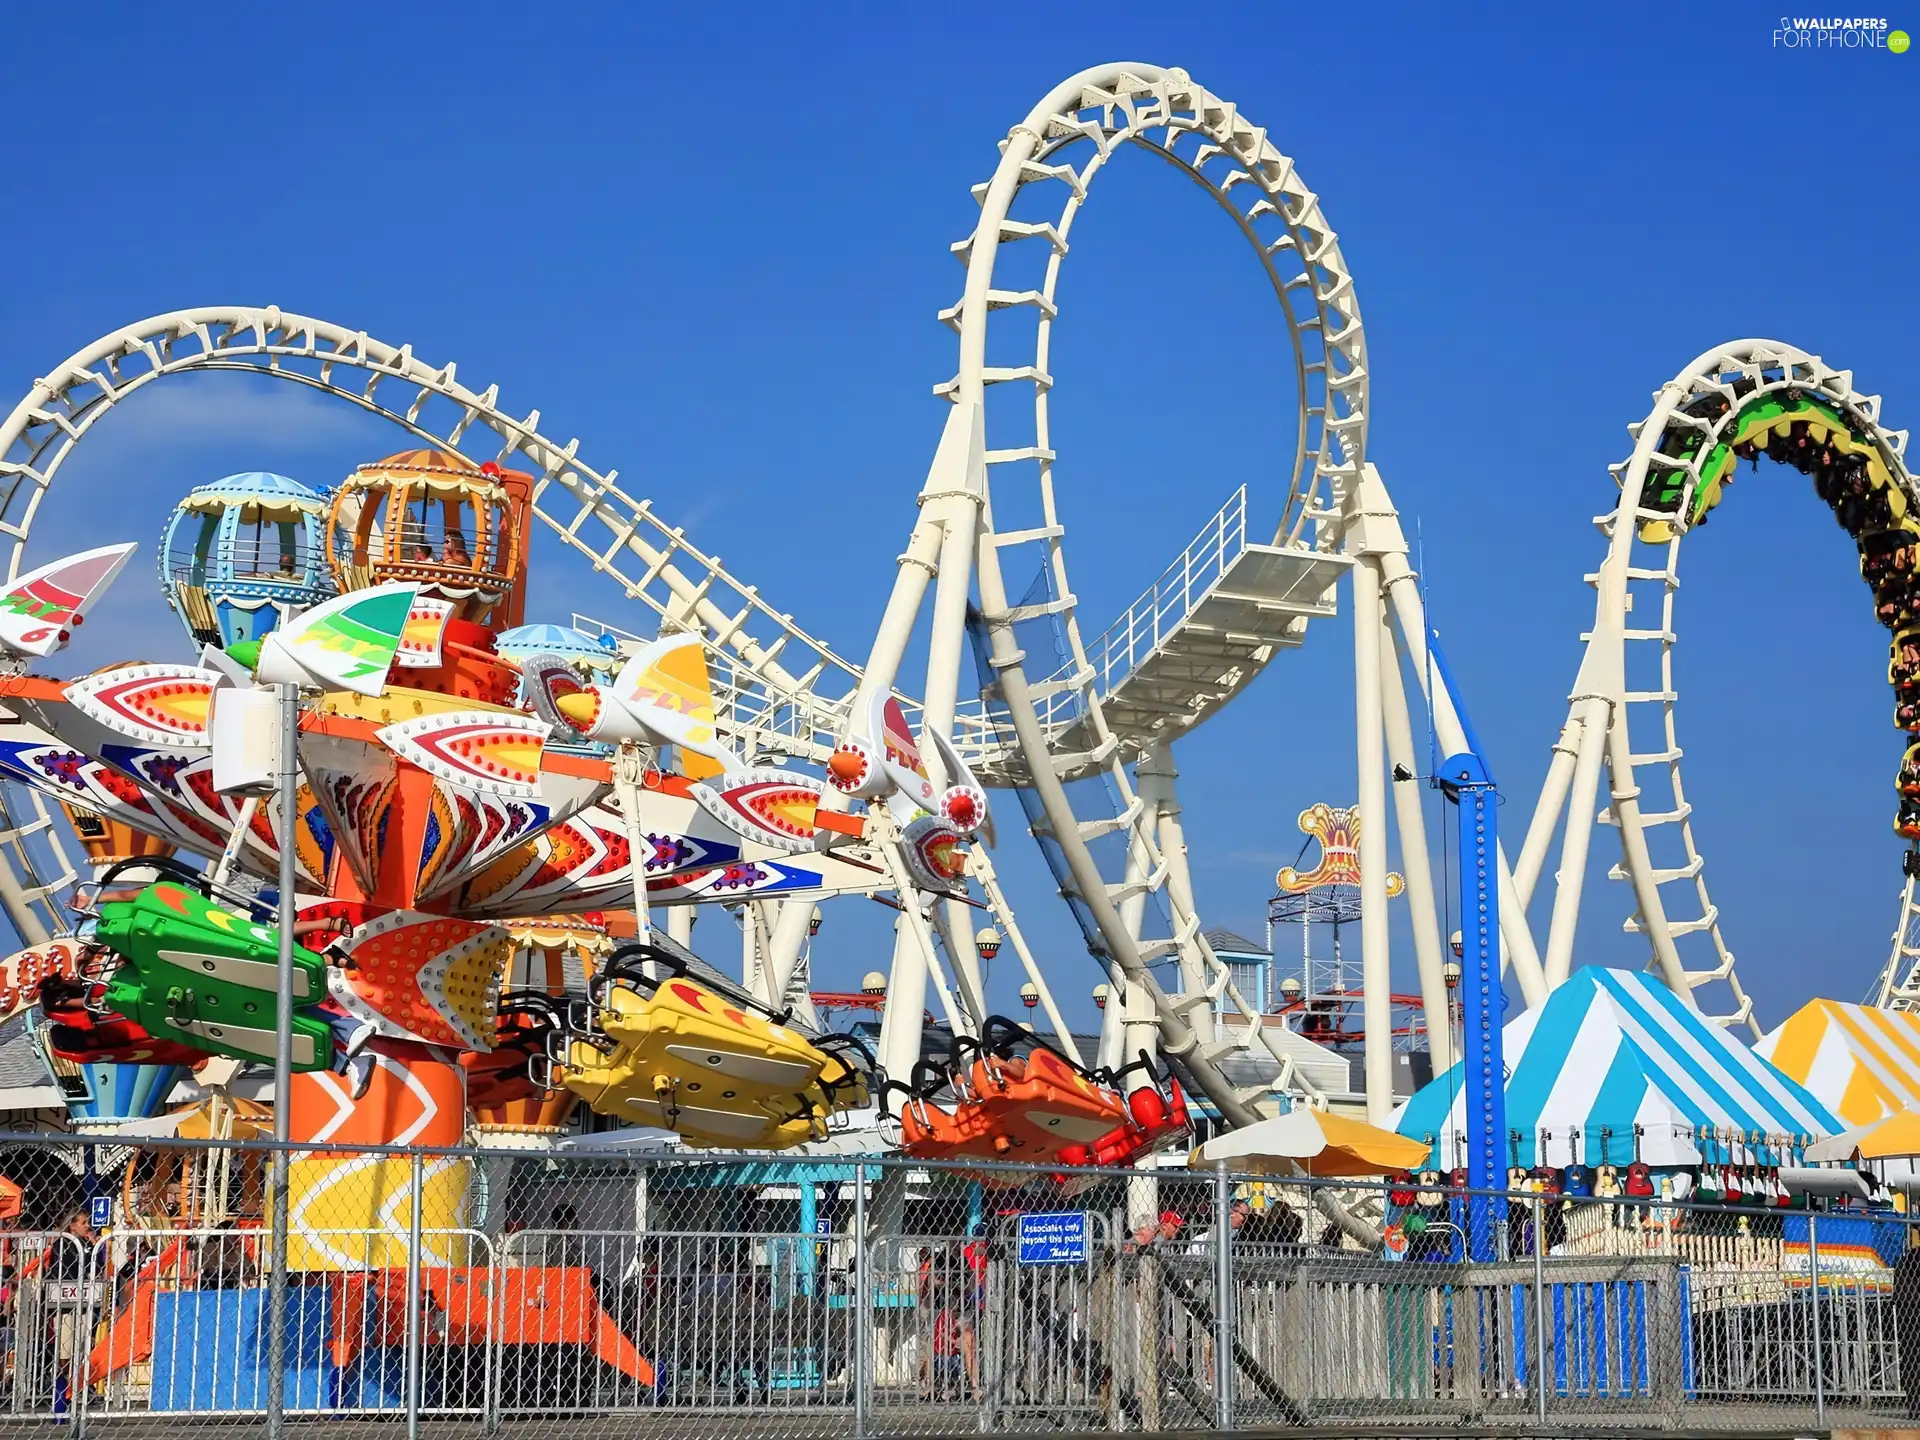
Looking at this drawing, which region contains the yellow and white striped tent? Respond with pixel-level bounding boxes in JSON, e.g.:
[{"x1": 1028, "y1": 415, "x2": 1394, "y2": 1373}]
[{"x1": 1756, "y1": 1000, "x2": 1920, "y2": 1126}]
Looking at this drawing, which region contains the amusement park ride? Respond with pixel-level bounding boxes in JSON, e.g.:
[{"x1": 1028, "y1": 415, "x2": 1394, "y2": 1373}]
[
  {"x1": 0, "y1": 62, "x2": 1909, "y2": 1259},
  {"x1": 1267, "y1": 803, "x2": 1428, "y2": 1050}
]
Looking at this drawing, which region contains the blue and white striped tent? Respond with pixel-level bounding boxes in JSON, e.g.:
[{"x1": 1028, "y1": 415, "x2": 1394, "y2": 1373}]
[{"x1": 1393, "y1": 967, "x2": 1840, "y2": 1170}]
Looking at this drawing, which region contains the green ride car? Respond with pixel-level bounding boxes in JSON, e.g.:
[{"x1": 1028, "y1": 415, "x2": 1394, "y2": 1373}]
[{"x1": 94, "y1": 881, "x2": 336, "y2": 1070}]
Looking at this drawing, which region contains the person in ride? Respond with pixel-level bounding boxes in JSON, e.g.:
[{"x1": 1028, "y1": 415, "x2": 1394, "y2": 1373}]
[{"x1": 1898, "y1": 793, "x2": 1920, "y2": 839}]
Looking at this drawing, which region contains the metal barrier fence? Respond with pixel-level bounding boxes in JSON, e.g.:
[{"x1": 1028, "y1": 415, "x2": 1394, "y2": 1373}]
[{"x1": 0, "y1": 1131, "x2": 1909, "y2": 1435}]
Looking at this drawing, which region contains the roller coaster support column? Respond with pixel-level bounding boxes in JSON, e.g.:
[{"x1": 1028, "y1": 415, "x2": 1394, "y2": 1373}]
[
  {"x1": 1138, "y1": 744, "x2": 1216, "y2": 1047},
  {"x1": 1350, "y1": 552, "x2": 1394, "y2": 1124},
  {"x1": 1354, "y1": 472, "x2": 1459, "y2": 1065},
  {"x1": 1380, "y1": 608, "x2": 1453, "y2": 1062},
  {"x1": 834, "y1": 405, "x2": 968, "y2": 729},
  {"x1": 1541, "y1": 696, "x2": 1611, "y2": 987},
  {"x1": 1521, "y1": 499, "x2": 1627, "y2": 982},
  {"x1": 1103, "y1": 826, "x2": 1156, "y2": 1077},
  {"x1": 1437, "y1": 742, "x2": 1506, "y2": 1261},
  {"x1": 922, "y1": 415, "x2": 990, "y2": 1020},
  {"x1": 614, "y1": 740, "x2": 655, "y2": 944},
  {"x1": 1513, "y1": 716, "x2": 1584, "y2": 908},
  {"x1": 921, "y1": 413, "x2": 990, "y2": 1024},
  {"x1": 765, "y1": 900, "x2": 813, "y2": 1003},
  {"x1": 739, "y1": 903, "x2": 766, "y2": 1004},
  {"x1": 850, "y1": 401, "x2": 987, "y2": 1094},
  {"x1": 1350, "y1": 468, "x2": 1448, "y2": 1105},
  {"x1": 0, "y1": 820, "x2": 48, "y2": 947}
]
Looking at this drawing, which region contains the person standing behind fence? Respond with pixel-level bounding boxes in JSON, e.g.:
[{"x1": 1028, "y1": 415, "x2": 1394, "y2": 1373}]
[
  {"x1": 1120, "y1": 1217, "x2": 1169, "y2": 1431},
  {"x1": 927, "y1": 1299, "x2": 967, "y2": 1400},
  {"x1": 1240, "y1": 1200, "x2": 1304, "y2": 1249},
  {"x1": 917, "y1": 1244, "x2": 966, "y2": 1400},
  {"x1": 39, "y1": 1211, "x2": 93, "y2": 1415},
  {"x1": 1159, "y1": 1210, "x2": 1216, "y2": 1385},
  {"x1": 44, "y1": 1212, "x2": 90, "y2": 1282},
  {"x1": 1188, "y1": 1198, "x2": 1250, "y2": 1256},
  {"x1": 959, "y1": 1225, "x2": 987, "y2": 1401}
]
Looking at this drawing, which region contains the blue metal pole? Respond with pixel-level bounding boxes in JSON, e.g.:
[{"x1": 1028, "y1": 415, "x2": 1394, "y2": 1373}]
[
  {"x1": 1439, "y1": 750, "x2": 1506, "y2": 1261},
  {"x1": 798, "y1": 1172, "x2": 819, "y2": 1300}
]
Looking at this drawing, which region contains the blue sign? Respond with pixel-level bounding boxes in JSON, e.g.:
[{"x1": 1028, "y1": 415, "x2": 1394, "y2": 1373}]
[
  {"x1": 814, "y1": 1217, "x2": 832, "y2": 1236},
  {"x1": 1016, "y1": 1211, "x2": 1088, "y2": 1266},
  {"x1": 89, "y1": 1196, "x2": 111, "y2": 1229}
]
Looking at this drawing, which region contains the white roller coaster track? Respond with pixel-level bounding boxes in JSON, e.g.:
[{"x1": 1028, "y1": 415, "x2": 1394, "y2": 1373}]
[
  {"x1": 1877, "y1": 882, "x2": 1920, "y2": 1009},
  {"x1": 1522, "y1": 340, "x2": 1914, "y2": 1036},
  {"x1": 851, "y1": 63, "x2": 1387, "y2": 1126}
]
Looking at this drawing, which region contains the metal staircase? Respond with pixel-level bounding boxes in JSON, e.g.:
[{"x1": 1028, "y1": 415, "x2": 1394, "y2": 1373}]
[{"x1": 964, "y1": 485, "x2": 1348, "y2": 783}]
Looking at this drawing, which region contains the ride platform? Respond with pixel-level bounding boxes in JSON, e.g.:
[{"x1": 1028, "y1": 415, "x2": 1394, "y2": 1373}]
[{"x1": 971, "y1": 487, "x2": 1350, "y2": 782}]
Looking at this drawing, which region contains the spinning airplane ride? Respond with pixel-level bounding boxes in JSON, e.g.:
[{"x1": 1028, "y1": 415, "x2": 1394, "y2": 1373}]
[{"x1": 0, "y1": 452, "x2": 901, "y2": 1173}]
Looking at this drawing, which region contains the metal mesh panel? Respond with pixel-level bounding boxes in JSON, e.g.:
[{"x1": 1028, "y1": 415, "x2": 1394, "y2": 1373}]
[{"x1": 0, "y1": 1133, "x2": 1902, "y2": 1434}]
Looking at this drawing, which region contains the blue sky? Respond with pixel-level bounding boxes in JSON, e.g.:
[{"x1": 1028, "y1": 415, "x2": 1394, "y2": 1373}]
[{"x1": 1, "y1": 3, "x2": 1915, "y2": 1035}]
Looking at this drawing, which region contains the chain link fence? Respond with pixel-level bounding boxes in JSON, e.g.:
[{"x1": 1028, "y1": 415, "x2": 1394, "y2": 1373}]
[{"x1": 0, "y1": 1131, "x2": 1906, "y2": 1435}]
